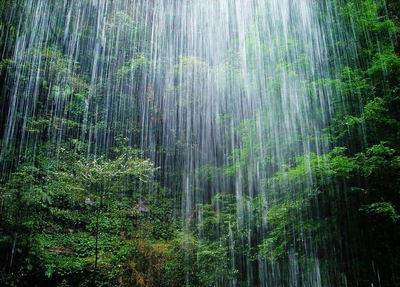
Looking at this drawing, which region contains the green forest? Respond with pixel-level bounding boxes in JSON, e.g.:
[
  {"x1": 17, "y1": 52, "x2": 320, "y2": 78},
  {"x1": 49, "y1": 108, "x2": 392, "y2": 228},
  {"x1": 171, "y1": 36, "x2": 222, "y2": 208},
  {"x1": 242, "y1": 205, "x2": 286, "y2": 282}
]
[{"x1": 0, "y1": 0, "x2": 399, "y2": 286}]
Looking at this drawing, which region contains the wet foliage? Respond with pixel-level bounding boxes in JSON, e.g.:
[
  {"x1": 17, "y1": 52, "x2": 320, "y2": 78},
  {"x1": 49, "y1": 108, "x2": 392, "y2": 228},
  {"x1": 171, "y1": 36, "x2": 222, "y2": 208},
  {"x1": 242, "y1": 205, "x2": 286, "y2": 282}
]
[{"x1": 0, "y1": 0, "x2": 399, "y2": 286}]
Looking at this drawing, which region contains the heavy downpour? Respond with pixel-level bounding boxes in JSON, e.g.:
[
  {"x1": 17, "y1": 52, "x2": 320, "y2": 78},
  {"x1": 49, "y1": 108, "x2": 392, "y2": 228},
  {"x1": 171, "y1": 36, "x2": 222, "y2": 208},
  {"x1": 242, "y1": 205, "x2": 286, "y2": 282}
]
[{"x1": 0, "y1": 0, "x2": 399, "y2": 286}]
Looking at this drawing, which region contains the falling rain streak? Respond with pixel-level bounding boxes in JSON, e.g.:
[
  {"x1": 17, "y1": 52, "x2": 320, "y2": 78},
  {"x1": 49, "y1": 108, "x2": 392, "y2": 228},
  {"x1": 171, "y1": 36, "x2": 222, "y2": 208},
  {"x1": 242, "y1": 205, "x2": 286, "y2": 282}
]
[{"x1": 0, "y1": 0, "x2": 365, "y2": 286}]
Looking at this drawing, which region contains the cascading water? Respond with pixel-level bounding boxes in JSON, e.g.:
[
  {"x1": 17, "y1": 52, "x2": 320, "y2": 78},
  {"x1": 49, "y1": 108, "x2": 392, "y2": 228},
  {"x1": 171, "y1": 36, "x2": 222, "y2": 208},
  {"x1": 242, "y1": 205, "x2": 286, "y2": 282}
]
[{"x1": 0, "y1": 0, "x2": 360, "y2": 286}]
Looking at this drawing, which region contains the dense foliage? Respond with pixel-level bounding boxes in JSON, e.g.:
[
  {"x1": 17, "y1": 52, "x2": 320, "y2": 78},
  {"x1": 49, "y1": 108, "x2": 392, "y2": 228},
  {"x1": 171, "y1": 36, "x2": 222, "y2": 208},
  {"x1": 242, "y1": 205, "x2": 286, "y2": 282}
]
[{"x1": 0, "y1": 0, "x2": 399, "y2": 286}]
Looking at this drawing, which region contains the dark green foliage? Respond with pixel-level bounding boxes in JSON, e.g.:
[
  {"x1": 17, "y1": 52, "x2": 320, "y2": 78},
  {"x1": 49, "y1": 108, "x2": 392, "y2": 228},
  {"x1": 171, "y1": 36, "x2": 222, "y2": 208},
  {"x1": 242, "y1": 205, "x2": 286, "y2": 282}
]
[
  {"x1": 0, "y1": 143, "x2": 163, "y2": 286},
  {"x1": 0, "y1": 0, "x2": 400, "y2": 286},
  {"x1": 256, "y1": 0, "x2": 400, "y2": 285}
]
